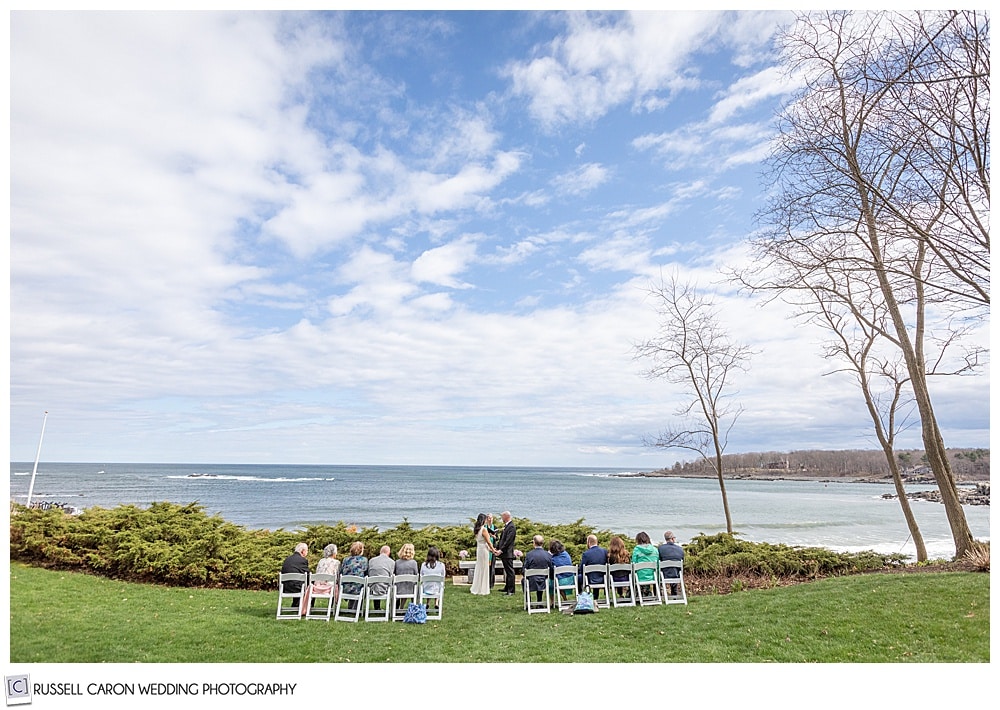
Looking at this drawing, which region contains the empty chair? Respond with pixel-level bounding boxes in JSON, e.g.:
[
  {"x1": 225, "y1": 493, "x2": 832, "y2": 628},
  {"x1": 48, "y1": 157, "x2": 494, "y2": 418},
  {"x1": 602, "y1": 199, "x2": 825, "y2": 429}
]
[
  {"x1": 659, "y1": 559, "x2": 688, "y2": 605},
  {"x1": 419, "y1": 571, "x2": 446, "y2": 620},
  {"x1": 276, "y1": 572, "x2": 309, "y2": 619},
  {"x1": 552, "y1": 565, "x2": 578, "y2": 612},
  {"x1": 304, "y1": 572, "x2": 337, "y2": 621},
  {"x1": 364, "y1": 574, "x2": 393, "y2": 621},
  {"x1": 608, "y1": 563, "x2": 635, "y2": 607},
  {"x1": 581, "y1": 563, "x2": 610, "y2": 609},
  {"x1": 391, "y1": 573, "x2": 420, "y2": 621},
  {"x1": 632, "y1": 561, "x2": 662, "y2": 606},
  {"x1": 522, "y1": 568, "x2": 550, "y2": 614},
  {"x1": 334, "y1": 574, "x2": 366, "y2": 622}
]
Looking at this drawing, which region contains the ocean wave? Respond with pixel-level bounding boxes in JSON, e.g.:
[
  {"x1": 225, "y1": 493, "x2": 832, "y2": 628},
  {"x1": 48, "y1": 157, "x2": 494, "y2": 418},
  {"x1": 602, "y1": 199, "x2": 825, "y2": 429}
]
[
  {"x1": 166, "y1": 474, "x2": 329, "y2": 482},
  {"x1": 746, "y1": 521, "x2": 847, "y2": 531}
]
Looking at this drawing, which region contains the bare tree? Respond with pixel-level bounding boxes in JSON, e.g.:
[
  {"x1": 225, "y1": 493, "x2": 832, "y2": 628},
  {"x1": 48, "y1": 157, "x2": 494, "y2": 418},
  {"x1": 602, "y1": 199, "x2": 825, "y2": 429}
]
[
  {"x1": 799, "y1": 269, "x2": 929, "y2": 561},
  {"x1": 735, "y1": 11, "x2": 987, "y2": 558},
  {"x1": 634, "y1": 274, "x2": 752, "y2": 534}
]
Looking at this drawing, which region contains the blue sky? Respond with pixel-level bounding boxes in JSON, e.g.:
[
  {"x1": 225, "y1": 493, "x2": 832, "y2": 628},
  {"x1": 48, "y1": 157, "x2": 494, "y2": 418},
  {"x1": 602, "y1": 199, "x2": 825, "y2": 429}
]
[{"x1": 6, "y1": 10, "x2": 990, "y2": 466}]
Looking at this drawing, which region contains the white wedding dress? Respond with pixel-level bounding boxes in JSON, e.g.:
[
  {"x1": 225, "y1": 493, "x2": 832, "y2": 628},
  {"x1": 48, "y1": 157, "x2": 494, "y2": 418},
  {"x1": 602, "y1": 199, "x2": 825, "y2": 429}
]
[{"x1": 470, "y1": 527, "x2": 492, "y2": 595}]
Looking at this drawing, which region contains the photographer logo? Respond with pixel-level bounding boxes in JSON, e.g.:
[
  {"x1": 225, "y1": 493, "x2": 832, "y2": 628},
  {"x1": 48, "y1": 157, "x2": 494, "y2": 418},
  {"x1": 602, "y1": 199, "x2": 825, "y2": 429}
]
[{"x1": 5, "y1": 675, "x2": 31, "y2": 706}]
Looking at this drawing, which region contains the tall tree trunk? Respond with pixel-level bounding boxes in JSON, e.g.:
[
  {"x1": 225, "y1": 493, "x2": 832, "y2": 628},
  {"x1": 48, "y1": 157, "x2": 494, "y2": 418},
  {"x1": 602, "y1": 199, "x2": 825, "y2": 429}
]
[
  {"x1": 855, "y1": 182, "x2": 975, "y2": 558},
  {"x1": 883, "y1": 446, "x2": 928, "y2": 562},
  {"x1": 713, "y1": 443, "x2": 733, "y2": 534}
]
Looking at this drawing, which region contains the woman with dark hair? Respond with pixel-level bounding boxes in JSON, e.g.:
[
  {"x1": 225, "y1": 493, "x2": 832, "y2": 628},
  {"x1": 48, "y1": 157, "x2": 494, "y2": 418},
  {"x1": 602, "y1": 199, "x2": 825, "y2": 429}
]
[
  {"x1": 470, "y1": 513, "x2": 499, "y2": 595},
  {"x1": 631, "y1": 531, "x2": 658, "y2": 584},
  {"x1": 420, "y1": 546, "x2": 444, "y2": 610},
  {"x1": 548, "y1": 539, "x2": 574, "y2": 600}
]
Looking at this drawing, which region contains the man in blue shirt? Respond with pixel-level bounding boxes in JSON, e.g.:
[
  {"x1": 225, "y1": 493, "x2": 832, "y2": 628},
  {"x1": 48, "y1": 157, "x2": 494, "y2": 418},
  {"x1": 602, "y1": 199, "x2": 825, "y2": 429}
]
[
  {"x1": 578, "y1": 534, "x2": 608, "y2": 601},
  {"x1": 521, "y1": 534, "x2": 552, "y2": 603},
  {"x1": 657, "y1": 531, "x2": 685, "y2": 595}
]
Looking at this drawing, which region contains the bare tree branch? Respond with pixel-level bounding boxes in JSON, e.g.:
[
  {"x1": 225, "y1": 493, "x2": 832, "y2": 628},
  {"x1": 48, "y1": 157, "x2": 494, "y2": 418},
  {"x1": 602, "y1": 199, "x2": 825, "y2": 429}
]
[{"x1": 634, "y1": 273, "x2": 752, "y2": 534}]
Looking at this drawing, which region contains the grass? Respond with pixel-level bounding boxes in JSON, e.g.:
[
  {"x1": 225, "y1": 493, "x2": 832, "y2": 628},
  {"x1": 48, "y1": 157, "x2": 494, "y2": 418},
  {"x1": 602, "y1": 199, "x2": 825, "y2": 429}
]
[{"x1": 8, "y1": 562, "x2": 989, "y2": 663}]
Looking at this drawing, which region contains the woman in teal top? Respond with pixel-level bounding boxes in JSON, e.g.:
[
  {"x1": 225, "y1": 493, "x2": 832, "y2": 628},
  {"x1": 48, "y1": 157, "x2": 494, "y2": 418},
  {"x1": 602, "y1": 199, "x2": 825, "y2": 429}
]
[{"x1": 630, "y1": 531, "x2": 658, "y2": 583}]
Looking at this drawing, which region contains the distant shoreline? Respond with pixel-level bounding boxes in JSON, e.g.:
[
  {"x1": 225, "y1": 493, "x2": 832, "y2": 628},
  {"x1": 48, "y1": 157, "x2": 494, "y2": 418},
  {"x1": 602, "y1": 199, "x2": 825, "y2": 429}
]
[
  {"x1": 614, "y1": 469, "x2": 990, "y2": 505},
  {"x1": 615, "y1": 469, "x2": 904, "y2": 483}
]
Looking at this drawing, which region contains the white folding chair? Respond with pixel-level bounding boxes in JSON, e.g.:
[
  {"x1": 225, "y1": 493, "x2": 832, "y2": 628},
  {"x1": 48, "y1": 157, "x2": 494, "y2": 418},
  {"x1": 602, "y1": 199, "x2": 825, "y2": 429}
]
[
  {"x1": 419, "y1": 572, "x2": 446, "y2": 620},
  {"x1": 276, "y1": 572, "x2": 308, "y2": 619},
  {"x1": 391, "y1": 574, "x2": 420, "y2": 621},
  {"x1": 659, "y1": 559, "x2": 688, "y2": 605},
  {"x1": 523, "y1": 568, "x2": 550, "y2": 613},
  {"x1": 581, "y1": 563, "x2": 610, "y2": 609},
  {"x1": 632, "y1": 561, "x2": 662, "y2": 605},
  {"x1": 334, "y1": 574, "x2": 366, "y2": 622},
  {"x1": 364, "y1": 574, "x2": 393, "y2": 621},
  {"x1": 304, "y1": 572, "x2": 337, "y2": 621},
  {"x1": 608, "y1": 563, "x2": 635, "y2": 607},
  {"x1": 552, "y1": 565, "x2": 578, "y2": 612}
]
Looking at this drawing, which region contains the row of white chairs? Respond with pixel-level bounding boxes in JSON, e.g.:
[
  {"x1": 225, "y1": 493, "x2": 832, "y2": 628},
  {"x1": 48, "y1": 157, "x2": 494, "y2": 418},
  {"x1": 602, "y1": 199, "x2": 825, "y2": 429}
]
[
  {"x1": 524, "y1": 560, "x2": 686, "y2": 613},
  {"x1": 276, "y1": 571, "x2": 446, "y2": 622}
]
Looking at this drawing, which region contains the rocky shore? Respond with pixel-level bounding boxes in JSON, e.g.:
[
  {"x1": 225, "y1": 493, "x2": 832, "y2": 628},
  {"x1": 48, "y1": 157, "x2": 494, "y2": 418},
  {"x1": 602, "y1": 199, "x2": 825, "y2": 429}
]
[{"x1": 881, "y1": 483, "x2": 990, "y2": 507}]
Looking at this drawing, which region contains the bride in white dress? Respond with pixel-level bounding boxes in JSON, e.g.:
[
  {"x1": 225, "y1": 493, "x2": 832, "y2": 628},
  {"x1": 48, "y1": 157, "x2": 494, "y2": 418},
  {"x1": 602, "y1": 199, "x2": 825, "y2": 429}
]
[{"x1": 470, "y1": 513, "x2": 499, "y2": 595}]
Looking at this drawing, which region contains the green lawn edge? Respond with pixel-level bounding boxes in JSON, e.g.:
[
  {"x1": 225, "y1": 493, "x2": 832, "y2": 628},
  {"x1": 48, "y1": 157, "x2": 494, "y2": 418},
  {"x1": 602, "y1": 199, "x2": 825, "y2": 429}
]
[{"x1": 9, "y1": 562, "x2": 989, "y2": 663}]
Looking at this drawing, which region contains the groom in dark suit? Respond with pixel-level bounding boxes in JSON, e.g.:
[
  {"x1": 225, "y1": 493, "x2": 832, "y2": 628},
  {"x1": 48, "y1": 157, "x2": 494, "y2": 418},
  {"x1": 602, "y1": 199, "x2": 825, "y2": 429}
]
[{"x1": 496, "y1": 511, "x2": 517, "y2": 595}]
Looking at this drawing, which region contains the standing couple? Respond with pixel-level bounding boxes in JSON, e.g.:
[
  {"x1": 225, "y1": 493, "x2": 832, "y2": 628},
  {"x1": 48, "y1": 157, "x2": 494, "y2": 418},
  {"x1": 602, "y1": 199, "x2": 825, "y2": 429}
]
[{"x1": 470, "y1": 511, "x2": 517, "y2": 596}]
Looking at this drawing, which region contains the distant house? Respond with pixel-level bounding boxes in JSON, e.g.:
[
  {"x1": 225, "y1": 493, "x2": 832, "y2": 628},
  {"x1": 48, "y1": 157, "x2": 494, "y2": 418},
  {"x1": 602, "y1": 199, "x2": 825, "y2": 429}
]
[{"x1": 763, "y1": 460, "x2": 789, "y2": 470}]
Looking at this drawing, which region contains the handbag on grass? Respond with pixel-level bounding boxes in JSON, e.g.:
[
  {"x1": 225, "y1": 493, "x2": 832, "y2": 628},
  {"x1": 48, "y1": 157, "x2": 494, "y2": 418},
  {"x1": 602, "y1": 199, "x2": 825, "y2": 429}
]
[
  {"x1": 403, "y1": 602, "x2": 428, "y2": 623},
  {"x1": 573, "y1": 590, "x2": 596, "y2": 614}
]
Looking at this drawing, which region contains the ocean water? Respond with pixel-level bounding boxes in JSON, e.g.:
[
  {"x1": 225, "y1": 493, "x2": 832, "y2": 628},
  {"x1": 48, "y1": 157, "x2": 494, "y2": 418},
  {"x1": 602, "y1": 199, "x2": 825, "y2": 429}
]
[{"x1": 9, "y1": 462, "x2": 990, "y2": 561}]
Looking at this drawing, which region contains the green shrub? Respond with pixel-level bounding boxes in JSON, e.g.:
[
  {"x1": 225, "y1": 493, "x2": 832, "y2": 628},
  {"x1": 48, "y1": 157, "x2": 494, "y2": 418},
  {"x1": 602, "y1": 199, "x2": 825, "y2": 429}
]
[
  {"x1": 683, "y1": 532, "x2": 903, "y2": 578},
  {"x1": 9, "y1": 504, "x2": 901, "y2": 591}
]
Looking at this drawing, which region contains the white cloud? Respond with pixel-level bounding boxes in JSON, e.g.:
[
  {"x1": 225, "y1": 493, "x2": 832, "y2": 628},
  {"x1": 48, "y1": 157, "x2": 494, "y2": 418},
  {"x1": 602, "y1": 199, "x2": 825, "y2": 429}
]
[
  {"x1": 407, "y1": 151, "x2": 522, "y2": 214},
  {"x1": 578, "y1": 234, "x2": 654, "y2": 274},
  {"x1": 326, "y1": 246, "x2": 418, "y2": 316},
  {"x1": 551, "y1": 162, "x2": 610, "y2": 196},
  {"x1": 411, "y1": 237, "x2": 478, "y2": 288},
  {"x1": 505, "y1": 11, "x2": 789, "y2": 130},
  {"x1": 708, "y1": 65, "x2": 797, "y2": 124},
  {"x1": 506, "y1": 12, "x2": 726, "y2": 128}
]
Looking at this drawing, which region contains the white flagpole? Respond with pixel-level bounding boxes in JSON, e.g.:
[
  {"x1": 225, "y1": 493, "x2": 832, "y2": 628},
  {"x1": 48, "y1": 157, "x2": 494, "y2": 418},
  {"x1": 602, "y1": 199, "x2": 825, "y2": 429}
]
[{"x1": 26, "y1": 410, "x2": 49, "y2": 508}]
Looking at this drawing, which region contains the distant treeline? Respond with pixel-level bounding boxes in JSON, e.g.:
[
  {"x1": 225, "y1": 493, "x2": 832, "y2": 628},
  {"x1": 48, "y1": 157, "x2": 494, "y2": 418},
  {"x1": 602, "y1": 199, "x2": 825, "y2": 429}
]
[{"x1": 665, "y1": 448, "x2": 989, "y2": 478}]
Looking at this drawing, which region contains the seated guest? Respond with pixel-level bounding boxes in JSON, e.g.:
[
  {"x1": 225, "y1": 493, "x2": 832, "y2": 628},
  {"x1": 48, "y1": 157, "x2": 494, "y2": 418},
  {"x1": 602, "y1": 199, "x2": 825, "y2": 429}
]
[
  {"x1": 340, "y1": 541, "x2": 368, "y2": 609},
  {"x1": 608, "y1": 535, "x2": 631, "y2": 599},
  {"x1": 658, "y1": 531, "x2": 685, "y2": 595},
  {"x1": 631, "y1": 531, "x2": 659, "y2": 589},
  {"x1": 368, "y1": 545, "x2": 395, "y2": 610},
  {"x1": 522, "y1": 534, "x2": 553, "y2": 603},
  {"x1": 280, "y1": 542, "x2": 310, "y2": 612},
  {"x1": 313, "y1": 543, "x2": 339, "y2": 598},
  {"x1": 578, "y1": 534, "x2": 608, "y2": 598},
  {"x1": 394, "y1": 543, "x2": 419, "y2": 609},
  {"x1": 548, "y1": 539, "x2": 574, "y2": 599},
  {"x1": 419, "y1": 546, "x2": 444, "y2": 610}
]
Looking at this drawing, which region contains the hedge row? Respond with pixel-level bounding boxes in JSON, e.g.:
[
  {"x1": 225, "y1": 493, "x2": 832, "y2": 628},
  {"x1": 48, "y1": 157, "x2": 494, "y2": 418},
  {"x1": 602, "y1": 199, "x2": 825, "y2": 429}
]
[{"x1": 8, "y1": 501, "x2": 905, "y2": 590}]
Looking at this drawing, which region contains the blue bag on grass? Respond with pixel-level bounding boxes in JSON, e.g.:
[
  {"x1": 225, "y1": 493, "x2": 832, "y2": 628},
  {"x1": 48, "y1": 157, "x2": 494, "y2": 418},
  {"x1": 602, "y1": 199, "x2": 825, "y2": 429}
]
[
  {"x1": 403, "y1": 602, "x2": 428, "y2": 623},
  {"x1": 574, "y1": 591, "x2": 596, "y2": 614}
]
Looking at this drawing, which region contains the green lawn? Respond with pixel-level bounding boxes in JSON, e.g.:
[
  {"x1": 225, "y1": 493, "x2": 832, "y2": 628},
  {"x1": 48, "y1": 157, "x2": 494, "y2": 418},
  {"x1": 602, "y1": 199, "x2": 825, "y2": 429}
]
[{"x1": 8, "y1": 562, "x2": 988, "y2": 663}]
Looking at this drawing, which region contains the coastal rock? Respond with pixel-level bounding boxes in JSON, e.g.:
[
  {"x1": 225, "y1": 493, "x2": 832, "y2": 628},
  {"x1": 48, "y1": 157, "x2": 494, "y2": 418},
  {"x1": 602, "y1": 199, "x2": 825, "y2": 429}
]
[{"x1": 881, "y1": 483, "x2": 989, "y2": 507}]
